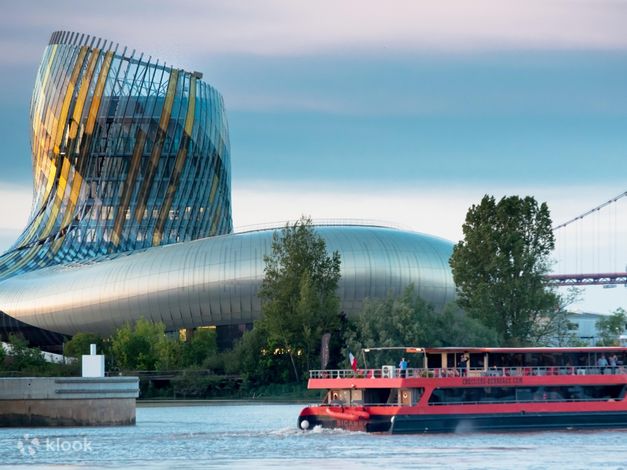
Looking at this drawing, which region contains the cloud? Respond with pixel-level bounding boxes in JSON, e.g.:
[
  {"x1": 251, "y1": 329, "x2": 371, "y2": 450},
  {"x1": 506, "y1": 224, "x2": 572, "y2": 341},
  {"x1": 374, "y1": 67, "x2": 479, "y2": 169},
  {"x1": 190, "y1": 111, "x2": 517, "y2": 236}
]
[
  {"x1": 214, "y1": 52, "x2": 627, "y2": 117},
  {"x1": 0, "y1": 184, "x2": 31, "y2": 232},
  {"x1": 0, "y1": 184, "x2": 30, "y2": 254},
  {"x1": 3, "y1": 178, "x2": 622, "y2": 252},
  {"x1": 231, "y1": 180, "x2": 627, "y2": 242},
  {"x1": 226, "y1": 92, "x2": 348, "y2": 114},
  {"x1": 2, "y1": 0, "x2": 627, "y2": 66}
]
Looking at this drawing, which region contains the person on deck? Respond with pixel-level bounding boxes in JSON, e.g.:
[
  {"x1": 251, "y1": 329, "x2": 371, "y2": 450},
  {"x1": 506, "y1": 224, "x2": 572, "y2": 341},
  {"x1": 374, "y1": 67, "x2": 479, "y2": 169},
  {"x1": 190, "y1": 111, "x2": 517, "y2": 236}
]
[
  {"x1": 399, "y1": 357, "x2": 408, "y2": 378},
  {"x1": 459, "y1": 352, "x2": 469, "y2": 377},
  {"x1": 598, "y1": 355, "x2": 608, "y2": 375},
  {"x1": 609, "y1": 354, "x2": 618, "y2": 374}
]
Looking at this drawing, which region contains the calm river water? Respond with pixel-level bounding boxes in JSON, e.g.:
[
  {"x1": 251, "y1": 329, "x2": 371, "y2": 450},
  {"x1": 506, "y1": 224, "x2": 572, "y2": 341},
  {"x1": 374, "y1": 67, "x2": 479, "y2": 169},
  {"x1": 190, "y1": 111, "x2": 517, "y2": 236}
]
[{"x1": 1, "y1": 403, "x2": 626, "y2": 469}]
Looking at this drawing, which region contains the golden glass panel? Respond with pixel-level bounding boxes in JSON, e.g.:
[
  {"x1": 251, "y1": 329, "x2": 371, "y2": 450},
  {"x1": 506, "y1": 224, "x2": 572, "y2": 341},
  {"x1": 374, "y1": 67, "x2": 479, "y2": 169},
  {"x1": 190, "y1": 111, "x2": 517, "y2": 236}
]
[
  {"x1": 152, "y1": 77, "x2": 197, "y2": 246},
  {"x1": 132, "y1": 69, "x2": 180, "y2": 225},
  {"x1": 111, "y1": 129, "x2": 148, "y2": 248},
  {"x1": 68, "y1": 48, "x2": 100, "y2": 140},
  {"x1": 52, "y1": 46, "x2": 88, "y2": 155}
]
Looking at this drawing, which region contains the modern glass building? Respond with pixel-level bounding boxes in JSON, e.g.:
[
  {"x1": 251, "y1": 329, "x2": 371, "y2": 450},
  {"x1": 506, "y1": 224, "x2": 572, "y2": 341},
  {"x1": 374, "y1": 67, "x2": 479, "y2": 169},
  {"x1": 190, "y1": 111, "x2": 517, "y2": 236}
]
[
  {"x1": 0, "y1": 32, "x2": 456, "y2": 349},
  {"x1": 0, "y1": 31, "x2": 232, "y2": 283}
]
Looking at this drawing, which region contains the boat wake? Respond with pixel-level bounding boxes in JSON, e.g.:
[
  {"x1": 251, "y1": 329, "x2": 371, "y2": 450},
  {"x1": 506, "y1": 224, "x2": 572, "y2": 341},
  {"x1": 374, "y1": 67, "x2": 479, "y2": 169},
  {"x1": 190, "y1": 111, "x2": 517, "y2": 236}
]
[
  {"x1": 454, "y1": 420, "x2": 476, "y2": 433},
  {"x1": 269, "y1": 425, "x2": 366, "y2": 437}
]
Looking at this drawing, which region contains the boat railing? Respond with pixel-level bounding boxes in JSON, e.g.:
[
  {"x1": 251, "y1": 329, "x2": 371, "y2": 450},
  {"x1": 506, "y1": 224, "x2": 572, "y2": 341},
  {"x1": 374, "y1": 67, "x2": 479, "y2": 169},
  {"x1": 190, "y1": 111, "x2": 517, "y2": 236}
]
[
  {"x1": 320, "y1": 402, "x2": 411, "y2": 407},
  {"x1": 309, "y1": 365, "x2": 627, "y2": 379},
  {"x1": 476, "y1": 366, "x2": 625, "y2": 377},
  {"x1": 429, "y1": 397, "x2": 621, "y2": 406},
  {"x1": 316, "y1": 396, "x2": 620, "y2": 407}
]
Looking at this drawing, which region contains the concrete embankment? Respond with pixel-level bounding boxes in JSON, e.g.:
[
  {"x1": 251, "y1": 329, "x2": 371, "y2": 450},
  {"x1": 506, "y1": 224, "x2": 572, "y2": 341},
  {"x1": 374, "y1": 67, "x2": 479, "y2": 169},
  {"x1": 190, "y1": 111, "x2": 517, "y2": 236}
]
[{"x1": 0, "y1": 377, "x2": 139, "y2": 426}]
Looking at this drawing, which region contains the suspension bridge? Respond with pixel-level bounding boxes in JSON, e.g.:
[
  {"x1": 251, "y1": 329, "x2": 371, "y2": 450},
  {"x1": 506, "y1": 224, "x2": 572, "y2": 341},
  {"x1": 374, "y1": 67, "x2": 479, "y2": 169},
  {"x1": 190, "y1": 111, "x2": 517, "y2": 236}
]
[{"x1": 548, "y1": 190, "x2": 627, "y2": 287}]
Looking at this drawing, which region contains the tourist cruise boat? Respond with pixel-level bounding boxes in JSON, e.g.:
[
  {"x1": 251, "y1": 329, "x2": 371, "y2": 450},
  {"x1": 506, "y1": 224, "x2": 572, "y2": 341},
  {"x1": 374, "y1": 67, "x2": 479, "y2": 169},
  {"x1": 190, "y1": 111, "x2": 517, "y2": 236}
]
[{"x1": 298, "y1": 346, "x2": 627, "y2": 433}]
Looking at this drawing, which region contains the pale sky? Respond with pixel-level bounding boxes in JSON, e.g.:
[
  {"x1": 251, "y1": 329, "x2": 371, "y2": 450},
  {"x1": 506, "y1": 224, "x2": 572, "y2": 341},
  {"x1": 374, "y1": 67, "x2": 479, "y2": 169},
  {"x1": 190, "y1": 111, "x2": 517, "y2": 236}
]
[{"x1": 0, "y1": 0, "x2": 625, "y2": 313}]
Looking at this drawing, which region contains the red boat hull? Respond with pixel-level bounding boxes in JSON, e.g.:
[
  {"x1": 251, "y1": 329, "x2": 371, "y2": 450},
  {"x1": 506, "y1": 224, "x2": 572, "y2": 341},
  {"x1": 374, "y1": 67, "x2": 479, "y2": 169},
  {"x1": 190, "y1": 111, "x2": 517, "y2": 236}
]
[{"x1": 298, "y1": 407, "x2": 627, "y2": 433}]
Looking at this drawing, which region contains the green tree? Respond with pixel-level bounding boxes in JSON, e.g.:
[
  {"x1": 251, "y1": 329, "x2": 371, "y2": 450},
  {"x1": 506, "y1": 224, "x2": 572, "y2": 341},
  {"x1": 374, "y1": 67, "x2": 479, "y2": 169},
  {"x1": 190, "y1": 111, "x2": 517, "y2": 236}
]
[
  {"x1": 258, "y1": 216, "x2": 341, "y2": 381},
  {"x1": 63, "y1": 332, "x2": 108, "y2": 358},
  {"x1": 6, "y1": 334, "x2": 47, "y2": 372},
  {"x1": 596, "y1": 308, "x2": 627, "y2": 346},
  {"x1": 449, "y1": 195, "x2": 558, "y2": 345},
  {"x1": 344, "y1": 286, "x2": 498, "y2": 366},
  {"x1": 182, "y1": 328, "x2": 218, "y2": 367},
  {"x1": 437, "y1": 302, "x2": 500, "y2": 347},
  {"x1": 233, "y1": 327, "x2": 293, "y2": 385},
  {"x1": 156, "y1": 335, "x2": 182, "y2": 370},
  {"x1": 111, "y1": 318, "x2": 180, "y2": 370}
]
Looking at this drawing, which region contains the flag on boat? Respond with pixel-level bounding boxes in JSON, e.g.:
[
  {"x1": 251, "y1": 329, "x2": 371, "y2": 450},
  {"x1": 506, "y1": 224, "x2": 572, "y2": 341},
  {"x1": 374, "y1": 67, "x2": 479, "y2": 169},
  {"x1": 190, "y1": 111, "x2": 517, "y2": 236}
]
[{"x1": 349, "y1": 352, "x2": 358, "y2": 371}]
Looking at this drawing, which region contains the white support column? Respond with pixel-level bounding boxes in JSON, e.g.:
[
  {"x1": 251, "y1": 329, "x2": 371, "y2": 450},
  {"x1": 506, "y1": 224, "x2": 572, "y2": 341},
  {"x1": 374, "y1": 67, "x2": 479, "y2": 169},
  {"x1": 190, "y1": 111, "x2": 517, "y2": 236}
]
[{"x1": 82, "y1": 343, "x2": 105, "y2": 377}]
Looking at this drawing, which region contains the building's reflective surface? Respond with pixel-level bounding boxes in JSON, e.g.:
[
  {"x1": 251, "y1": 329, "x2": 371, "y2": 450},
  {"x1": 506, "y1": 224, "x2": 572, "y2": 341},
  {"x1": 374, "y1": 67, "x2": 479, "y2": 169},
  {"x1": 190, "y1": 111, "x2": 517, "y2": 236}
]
[
  {"x1": 0, "y1": 225, "x2": 454, "y2": 336},
  {"x1": 0, "y1": 32, "x2": 456, "y2": 346}
]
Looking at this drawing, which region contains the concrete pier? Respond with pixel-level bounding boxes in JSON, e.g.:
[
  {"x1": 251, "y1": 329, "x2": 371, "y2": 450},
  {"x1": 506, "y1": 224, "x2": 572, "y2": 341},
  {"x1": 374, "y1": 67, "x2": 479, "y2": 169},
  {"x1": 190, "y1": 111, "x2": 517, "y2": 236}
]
[{"x1": 0, "y1": 377, "x2": 139, "y2": 426}]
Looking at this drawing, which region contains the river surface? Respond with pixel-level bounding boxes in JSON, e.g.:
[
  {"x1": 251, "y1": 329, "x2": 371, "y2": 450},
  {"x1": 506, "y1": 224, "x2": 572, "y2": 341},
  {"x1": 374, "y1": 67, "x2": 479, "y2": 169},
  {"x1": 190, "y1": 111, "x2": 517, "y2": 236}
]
[{"x1": 1, "y1": 403, "x2": 627, "y2": 469}]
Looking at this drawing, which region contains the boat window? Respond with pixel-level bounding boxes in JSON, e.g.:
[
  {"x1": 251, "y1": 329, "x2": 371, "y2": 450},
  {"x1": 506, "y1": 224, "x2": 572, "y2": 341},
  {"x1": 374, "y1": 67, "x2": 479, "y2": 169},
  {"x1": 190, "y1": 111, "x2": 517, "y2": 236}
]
[
  {"x1": 387, "y1": 389, "x2": 399, "y2": 405},
  {"x1": 486, "y1": 352, "x2": 627, "y2": 369},
  {"x1": 363, "y1": 388, "x2": 425, "y2": 405},
  {"x1": 428, "y1": 385, "x2": 626, "y2": 405},
  {"x1": 329, "y1": 389, "x2": 351, "y2": 404},
  {"x1": 426, "y1": 355, "x2": 442, "y2": 369},
  {"x1": 351, "y1": 389, "x2": 363, "y2": 404},
  {"x1": 400, "y1": 388, "x2": 425, "y2": 406},
  {"x1": 364, "y1": 388, "x2": 393, "y2": 405}
]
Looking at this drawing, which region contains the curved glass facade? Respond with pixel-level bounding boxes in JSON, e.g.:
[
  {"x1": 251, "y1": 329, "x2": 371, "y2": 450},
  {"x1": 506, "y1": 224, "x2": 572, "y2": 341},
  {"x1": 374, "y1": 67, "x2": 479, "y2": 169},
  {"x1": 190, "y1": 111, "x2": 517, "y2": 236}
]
[
  {"x1": 0, "y1": 31, "x2": 232, "y2": 282},
  {"x1": 0, "y1": 225, "x2": 455, "y2": 336}
]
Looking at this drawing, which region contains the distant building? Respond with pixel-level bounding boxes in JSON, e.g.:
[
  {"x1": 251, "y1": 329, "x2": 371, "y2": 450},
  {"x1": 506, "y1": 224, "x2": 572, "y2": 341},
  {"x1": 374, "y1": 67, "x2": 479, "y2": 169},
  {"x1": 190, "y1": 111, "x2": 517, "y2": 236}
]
[
  {"x1": 565, "y1": 312, "x2": 604, "y2": 345},
  {"x1": 566, "y1": 312, "x2": 627, "y2": 345}
]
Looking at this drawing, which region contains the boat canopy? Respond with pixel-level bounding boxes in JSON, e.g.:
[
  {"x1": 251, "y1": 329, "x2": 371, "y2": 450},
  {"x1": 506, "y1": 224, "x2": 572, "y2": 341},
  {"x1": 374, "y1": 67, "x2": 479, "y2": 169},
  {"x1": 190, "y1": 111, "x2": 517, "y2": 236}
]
[{"x1": 363, "y1": 347, "x2": 424, "y2": 353}]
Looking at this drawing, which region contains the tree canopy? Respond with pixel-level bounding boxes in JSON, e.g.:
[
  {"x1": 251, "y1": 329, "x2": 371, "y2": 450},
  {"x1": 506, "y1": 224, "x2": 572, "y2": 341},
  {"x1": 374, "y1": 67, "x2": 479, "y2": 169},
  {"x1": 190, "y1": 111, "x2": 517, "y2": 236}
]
[
  {"x1": 4, "y1": 333, "x2": 48, "y2": 372},
  {"x1": 64, "y1": 332, "x2": 108, "y2": 359},
  {"x1": 111, "y1": 318, "x2": 181, "y2": 370},
  {"x1": 449, "y1": 195, "x2": 558, "y2": 345},
  {"x1": 344, "y1": 286, "x2": 499, "y2": 365},
  {"x1": 257, "y1": 216, "x2": 342, "y2": 381},
  {"x1": 596, "y1": 308, "x2": 627, "y2": 346}
]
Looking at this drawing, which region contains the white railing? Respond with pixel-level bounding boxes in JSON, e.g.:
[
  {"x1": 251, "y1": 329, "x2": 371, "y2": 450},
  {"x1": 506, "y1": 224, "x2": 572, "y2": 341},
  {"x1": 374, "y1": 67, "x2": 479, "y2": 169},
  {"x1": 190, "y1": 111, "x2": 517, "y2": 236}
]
[{"x1": 309, "y1": 366, "x2": 627, "y2": 379}]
